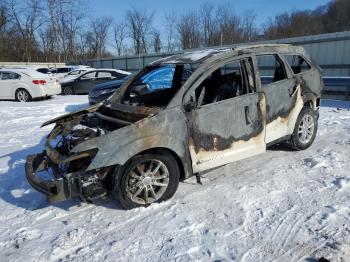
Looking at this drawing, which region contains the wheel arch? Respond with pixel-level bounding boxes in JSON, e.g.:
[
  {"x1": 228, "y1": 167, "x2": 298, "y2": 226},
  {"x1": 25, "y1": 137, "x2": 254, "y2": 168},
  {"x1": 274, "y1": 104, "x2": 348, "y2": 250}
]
[
  {"x1": 302, "y1": 94, "x2": 319, "y2": 110},
  {"x1": 132, "y1": 147, "x2": 187, "y2": 181},
  {"x1": 14, "y1": 85, "x2": 32, "y2": 98},
  {"x1": 14, "y1": 87, "x2": 33, "y2": 99}
]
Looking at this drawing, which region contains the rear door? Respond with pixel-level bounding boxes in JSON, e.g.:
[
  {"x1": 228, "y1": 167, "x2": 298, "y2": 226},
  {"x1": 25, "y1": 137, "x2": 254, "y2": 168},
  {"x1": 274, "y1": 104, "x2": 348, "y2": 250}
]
[
  {"x1": 75, "y1": 71, "x2": 97, "y2": 94},
  {"x1": 184, "y1": 57, "x2": 267, "y2": 173},
  {"x1": 255, "y1": 54, "x2": 302, "y2": 144}
]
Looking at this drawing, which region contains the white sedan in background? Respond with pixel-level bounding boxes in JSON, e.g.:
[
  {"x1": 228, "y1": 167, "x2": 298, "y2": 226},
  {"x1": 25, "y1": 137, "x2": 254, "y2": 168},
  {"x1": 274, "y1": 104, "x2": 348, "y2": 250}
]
[{"x1": 0, "y1": 69, "x2": 61, "y2": 102}]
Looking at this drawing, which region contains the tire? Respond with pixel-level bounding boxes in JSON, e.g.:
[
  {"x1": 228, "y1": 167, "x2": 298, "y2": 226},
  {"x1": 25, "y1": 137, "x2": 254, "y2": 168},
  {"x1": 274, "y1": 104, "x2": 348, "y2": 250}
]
[
  {"x1": 113, "y1": 152, "x2": 180, "y2": 209},
  {"x1": 62, "y1": 86, "x2": 74, "y2": 95},
  {"x1": 287, "y1": 107, "x2": 318, "y2": 150},
  {"x1": 15, "y1": 89, "x2": 32, "y2": 102}
]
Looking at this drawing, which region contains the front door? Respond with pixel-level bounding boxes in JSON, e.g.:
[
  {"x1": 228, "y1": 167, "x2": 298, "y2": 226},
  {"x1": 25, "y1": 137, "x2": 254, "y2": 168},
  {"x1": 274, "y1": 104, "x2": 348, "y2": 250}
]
[{"x1": 185, "y1": 57, "x2": 267, "y2": 173}]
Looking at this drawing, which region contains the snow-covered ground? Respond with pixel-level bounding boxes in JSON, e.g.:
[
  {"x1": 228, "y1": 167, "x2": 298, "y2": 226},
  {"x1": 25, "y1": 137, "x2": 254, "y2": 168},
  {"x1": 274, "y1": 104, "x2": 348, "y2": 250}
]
[{"x1": 0, "y1": 95, "x2": 349, "y2": 261}]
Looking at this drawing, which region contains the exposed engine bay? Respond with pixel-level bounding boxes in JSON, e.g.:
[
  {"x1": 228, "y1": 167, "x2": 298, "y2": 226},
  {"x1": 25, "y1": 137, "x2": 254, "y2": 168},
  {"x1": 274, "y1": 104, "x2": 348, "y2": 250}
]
[{"x1": 26, "y1": 103, "x2": 159, "y2": 203}]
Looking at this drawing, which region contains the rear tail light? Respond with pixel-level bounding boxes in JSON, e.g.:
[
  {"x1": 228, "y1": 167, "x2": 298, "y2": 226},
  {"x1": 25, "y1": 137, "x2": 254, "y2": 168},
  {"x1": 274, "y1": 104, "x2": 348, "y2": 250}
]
[{"x1": 32, "y1": 80, "x2": 47, "y2": 85}]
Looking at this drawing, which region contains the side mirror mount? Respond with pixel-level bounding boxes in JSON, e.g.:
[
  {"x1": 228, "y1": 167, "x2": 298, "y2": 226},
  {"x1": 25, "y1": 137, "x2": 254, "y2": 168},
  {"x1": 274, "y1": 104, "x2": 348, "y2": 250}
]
[{"x1": 184, "y1": 96, "x2": 196, "y2": 112}]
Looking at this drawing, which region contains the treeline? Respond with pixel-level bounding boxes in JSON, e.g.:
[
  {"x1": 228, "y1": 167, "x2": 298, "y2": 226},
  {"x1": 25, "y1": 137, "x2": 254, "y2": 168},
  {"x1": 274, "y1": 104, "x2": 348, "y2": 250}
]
[{"x1": 0, "y1": 0, "x2": 349, "y2": 63}]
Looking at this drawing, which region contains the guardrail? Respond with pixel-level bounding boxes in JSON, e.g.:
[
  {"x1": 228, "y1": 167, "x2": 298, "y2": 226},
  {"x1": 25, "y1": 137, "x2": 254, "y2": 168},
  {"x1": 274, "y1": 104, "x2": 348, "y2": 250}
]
[{"x1": 322, "y1": 77, "x2": 350, "y2": 101}]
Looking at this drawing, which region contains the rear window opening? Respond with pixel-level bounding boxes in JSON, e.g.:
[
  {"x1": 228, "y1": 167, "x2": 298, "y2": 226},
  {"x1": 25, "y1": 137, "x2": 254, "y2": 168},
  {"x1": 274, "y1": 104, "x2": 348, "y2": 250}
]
[{"x1": 284, "y1": 55, "x2": 311, "y2": 74}]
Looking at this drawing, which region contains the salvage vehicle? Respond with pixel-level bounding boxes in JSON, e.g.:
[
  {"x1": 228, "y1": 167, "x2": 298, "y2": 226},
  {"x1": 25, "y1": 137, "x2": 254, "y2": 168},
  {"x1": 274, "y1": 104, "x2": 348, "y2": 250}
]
[
  {"x1": 61, "y1": 69, "x2": 130, "y2": 95},
  {"x1": 0, "y1": 68, "x2": 61, "y2": 102},
  {"x1": 25, "y1": 44, "x2": 323, "y2": 209}
]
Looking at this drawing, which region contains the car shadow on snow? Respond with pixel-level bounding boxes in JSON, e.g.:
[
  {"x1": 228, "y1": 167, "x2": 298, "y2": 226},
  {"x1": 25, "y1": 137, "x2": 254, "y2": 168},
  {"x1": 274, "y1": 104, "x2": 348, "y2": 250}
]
[
  {"x1": 0, "y1": 135, "x2": 123, "y2": 211},
  {"x1": 267, "y1": 143, "x2": 294, "y2": 152}
]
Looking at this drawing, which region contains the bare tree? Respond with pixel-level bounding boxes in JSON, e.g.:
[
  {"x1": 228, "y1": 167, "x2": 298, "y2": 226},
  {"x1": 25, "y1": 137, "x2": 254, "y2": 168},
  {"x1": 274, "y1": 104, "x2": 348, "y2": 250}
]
[
  {"x1": 152, "y1": 30, "x2": 161, "y2": 53},
  {"x1": 45, "y1": 0, "x2": 84, "y2": 62},
  {"x1": 200, "y1": 2, "x2": 217, "y2": 47},
  {"x1": 177, "y1": 11, "x2": 201, "y2": 49},
  {"x1": 126, "y1": 8, "x2": 155, "y2": 55},
  {"x1": 9, "y1": 0, "x2": 45, "y2": 61},
  {"x1": 90, "y1": 16, "x2": 113, "y2": 58},
  {"x1": 164, "y1": 11, "x2": 178, "y2": 52},
  {"x1": 0, "y1": 1, "x2": 10, "y2": 61},
  {"x1": 113, "y1": 21, "x2": 127, "y2": 56},
  {"x1": 214, "y1": 4, "x2": 242, "y2": 45},
  {"x1": 241, "y1": 11, "x2": 258, "y2": 42}
]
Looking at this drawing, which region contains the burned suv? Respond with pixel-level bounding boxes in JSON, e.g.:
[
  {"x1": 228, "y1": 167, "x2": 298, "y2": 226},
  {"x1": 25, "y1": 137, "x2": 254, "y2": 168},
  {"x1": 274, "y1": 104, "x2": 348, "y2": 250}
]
[{"x1": 26, "y1": 45, "x2": 323, "y2": 209}]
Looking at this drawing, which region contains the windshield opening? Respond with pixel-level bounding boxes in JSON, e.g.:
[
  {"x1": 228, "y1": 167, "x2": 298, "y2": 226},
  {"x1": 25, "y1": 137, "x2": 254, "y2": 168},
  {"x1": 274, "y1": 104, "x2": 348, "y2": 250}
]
[{"x1": 117, "y1": 64, "x2": 195, "y2": 108}]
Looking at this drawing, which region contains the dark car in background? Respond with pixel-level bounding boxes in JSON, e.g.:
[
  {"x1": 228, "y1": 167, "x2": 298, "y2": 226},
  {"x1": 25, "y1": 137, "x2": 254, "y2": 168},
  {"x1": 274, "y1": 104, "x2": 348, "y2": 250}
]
[
  {"x1": 61, "y1": 69, "x2": 130, "y2": 95},
  {"x1": 88, "y1": 74, "x2": 132, "y2": 104}
]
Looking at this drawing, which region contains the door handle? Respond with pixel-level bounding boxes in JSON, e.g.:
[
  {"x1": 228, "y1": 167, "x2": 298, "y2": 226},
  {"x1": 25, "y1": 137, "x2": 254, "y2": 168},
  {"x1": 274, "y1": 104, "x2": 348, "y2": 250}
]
[
  {"x1": 289, "y1": 85, "x2": 298, "y2": 97},
  {"x1": 244, "y1": 106, "x2": 252, "y2": 125}
]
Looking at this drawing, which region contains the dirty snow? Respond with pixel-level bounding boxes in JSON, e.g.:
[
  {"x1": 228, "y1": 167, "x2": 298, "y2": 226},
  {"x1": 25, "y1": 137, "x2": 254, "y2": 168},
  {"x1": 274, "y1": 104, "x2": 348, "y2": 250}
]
[{"x1": 0, "y1": 95, "x2": 349, "y2": 261}]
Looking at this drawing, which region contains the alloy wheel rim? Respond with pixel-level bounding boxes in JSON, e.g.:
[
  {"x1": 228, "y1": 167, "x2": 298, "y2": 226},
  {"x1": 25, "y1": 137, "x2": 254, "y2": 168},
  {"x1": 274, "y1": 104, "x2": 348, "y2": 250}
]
[
  {"x1": 298, "y1": 114, "x2": 315, "y2": 144},
  {"x1": 126, "y1": 159, "x2": 169, "y2": 205},
  {"x1": 17, "y1": 91, "x2": 28, "y2": 102},
  {"x1": 64, "y1": 87, "x2": 73, "y2": 95}
]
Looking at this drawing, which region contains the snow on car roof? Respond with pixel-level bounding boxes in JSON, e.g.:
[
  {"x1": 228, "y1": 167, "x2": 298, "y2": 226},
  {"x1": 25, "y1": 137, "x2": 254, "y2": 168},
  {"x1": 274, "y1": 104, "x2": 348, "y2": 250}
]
[
  {"x1": 0, "y1": 68, "x2": 51, "y2": 78},
  {"x1": 152, "y1": 48, "x2": 232, "y2": 65},
  {"x1": 93, "y1": 68, "x2": 131, "y2": 75},
  {"x1": 151, "y1": 44, "x2": 297, "y2": 65}
]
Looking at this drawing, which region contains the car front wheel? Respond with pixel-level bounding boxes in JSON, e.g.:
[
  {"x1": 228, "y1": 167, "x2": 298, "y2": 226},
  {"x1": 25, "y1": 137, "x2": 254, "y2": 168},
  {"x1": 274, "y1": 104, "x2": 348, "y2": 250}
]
[
  {"x1": 62, "y1": 86, "x2": 74, "y2": 95},
  {"x1": 287, "y1": 107, "x2": 318, "y2": 150},
  {"x1": 114, "y1": 152, "x2": 180, "y2": 209},
  {"x1": 16, "y1": 89, "x2": 32, "y2": 102}
]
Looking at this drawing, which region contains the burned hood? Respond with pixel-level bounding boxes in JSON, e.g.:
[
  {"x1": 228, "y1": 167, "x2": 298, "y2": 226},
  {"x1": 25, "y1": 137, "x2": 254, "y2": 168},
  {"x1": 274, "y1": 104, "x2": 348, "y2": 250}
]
[
  {"x1": 41, "y1": 102, "x2": 160, "y2": 128},
  {"x1": 41, "y1": 103, "x2": 102, "y2": 127}
]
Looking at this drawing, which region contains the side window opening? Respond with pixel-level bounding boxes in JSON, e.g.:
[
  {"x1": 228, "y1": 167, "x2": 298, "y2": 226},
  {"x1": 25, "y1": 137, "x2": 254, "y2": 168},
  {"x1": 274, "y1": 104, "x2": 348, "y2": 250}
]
[
  {"x1": 194, "y1": 58, "x2": 255, "y2": 107},
  {"x1": 81, "y1": 71, "x2": 97, "y2": 79},
  {"x1": 13, "y1": 73, "x2": 21, "y2": 80},
  {"x1": 1, "y1": 72, "x2": 14, "y2": 80},
  {"x1": 284, "y1": 55, "x2": 311, "y2": 74},
  {"x1": 257, "y1": 54, "x2": 287, "y2": 86},
  {"x1": 97, "y1": 71, "x2": 113, "y2": 78}
]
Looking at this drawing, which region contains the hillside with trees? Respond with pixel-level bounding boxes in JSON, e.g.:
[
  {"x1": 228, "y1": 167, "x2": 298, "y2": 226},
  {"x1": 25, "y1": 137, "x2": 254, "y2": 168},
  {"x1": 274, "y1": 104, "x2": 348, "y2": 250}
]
[{"x1": 0, "y1": 0, "x2": 349, "y2": 63}]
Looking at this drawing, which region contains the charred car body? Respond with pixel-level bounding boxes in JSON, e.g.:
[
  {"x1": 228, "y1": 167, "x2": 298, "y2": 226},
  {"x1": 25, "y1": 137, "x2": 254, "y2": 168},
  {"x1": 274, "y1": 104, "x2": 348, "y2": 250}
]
[{"x1": 25, "y1": 45, "x2": 323, "y2": 209}]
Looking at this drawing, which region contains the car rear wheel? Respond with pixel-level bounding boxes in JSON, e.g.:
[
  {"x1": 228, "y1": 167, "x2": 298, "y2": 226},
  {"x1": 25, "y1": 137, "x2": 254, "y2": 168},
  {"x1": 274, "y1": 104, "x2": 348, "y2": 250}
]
[
  {"x1": 16, "y1": 89, "x2": 32, "y2": 102},
  {"x1": 62, "y1": 86, "x2": 74, "y2": 95},
  {"x1": 287, "y1": 107, "x2": 318, "y2": 150},
  {"x1": 113, "y1": 153, "x2": 180, "y2": 209}
]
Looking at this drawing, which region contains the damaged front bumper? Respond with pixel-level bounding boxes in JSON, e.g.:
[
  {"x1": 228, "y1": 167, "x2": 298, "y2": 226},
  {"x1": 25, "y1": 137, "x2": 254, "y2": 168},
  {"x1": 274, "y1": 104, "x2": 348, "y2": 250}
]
[{"x1": 25, "y1": 151, "x2": 86, "y2": 203}]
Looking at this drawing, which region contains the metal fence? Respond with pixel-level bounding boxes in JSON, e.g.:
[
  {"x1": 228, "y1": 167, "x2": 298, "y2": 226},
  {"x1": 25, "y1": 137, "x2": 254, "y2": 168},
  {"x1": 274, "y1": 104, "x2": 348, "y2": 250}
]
[
  {"x1": 0, "y1": 62, "x2": 66, "y2": 68},
  {"x1": 87, "y1": 31, "x2": 350, "y2": 77}
]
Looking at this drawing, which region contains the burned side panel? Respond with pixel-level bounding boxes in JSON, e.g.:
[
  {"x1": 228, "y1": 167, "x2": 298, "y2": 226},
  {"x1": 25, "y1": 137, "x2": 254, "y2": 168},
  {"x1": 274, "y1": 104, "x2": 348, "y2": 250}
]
[
  {"x1": 265, "y1": 84, "x2": 304, "y2": 144},
  {"x1": 71, "y1": 107, "x2": 192, "y2": 178},
  {"x1": 189, "y1": 92, "x2": 266, "y2": 172},
  {"x1": 297, "y1": 68, "x2": 324, "y2": 99},
  {"x1": 263, "y1": 78, "x2": 298, "y2": 124}
]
